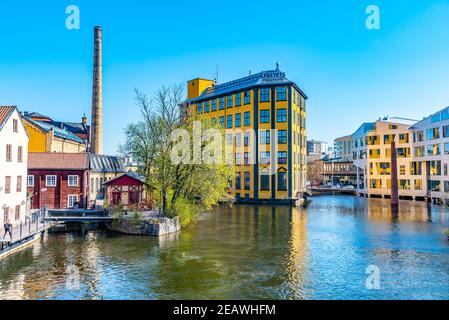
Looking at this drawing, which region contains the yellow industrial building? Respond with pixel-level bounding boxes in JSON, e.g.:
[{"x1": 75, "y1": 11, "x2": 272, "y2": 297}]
[{"x1": 183, "y1": 66, "x2": 308, "y2": 204}]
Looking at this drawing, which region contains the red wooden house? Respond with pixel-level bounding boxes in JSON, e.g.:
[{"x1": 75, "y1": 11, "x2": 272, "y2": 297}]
[
  {"x1": 103, "y1": 172, "x2": 146, "y2": 209},
  {"x1": 27, "y1": 153, "x2": 89, "y2": 209}
]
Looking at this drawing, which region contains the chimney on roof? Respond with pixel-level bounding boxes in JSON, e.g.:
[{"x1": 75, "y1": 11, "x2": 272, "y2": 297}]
[
  {"x1": 82, "y1": 114, "x2": 87, "y2": 125},
  {"x1": 91, "y1": 26, "x2": 103, "y2": 155}
]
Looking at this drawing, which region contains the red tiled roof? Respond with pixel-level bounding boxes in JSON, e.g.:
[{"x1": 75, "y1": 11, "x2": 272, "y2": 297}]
[
  {"x1": 0, "y1": 106, "x2": 16, "y2": 129},
  {"x1": 28, "y1": 153, "x2": 89, "y2": 170}
]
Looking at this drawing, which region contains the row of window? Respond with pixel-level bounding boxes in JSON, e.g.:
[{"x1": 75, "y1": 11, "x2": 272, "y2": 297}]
[
  {"x1": 415, "y1": 126, "x2": 449, "y2": 142},
  {"x1": 234, "y1": 172, "x2": 288, "y2": 191},
  {"x1": 4, "y1": 145, "x2": 23, "y2": 163},
  {"x1": 413, "y1": 143, "x2": 449, "y2": 157},
  {"x1": 292, "y1": 89, "x2": 306, "y2": 109},
  {"x1": 26, "y1": 175, "x2": 79, "y2": 188},
  {"x1": 368, "y1": 160, "x2": 443, "y2": 177},
  {"x1": 224, "y1": 131, "x2": 305, "y2": 152},
  {"x1": 226, "y1": 130, "x2": 288, "y2": 146},
  {"x1": 369, "y1": 162, "x2": 423, "y2": 176},
  {"x1": 2, "y1": 204, "x2": 22, "y2": 223},
  {"x1": 197, "y1": 87, "x2": 290, "y2": 114},
  {"x1": 369, "y1": 178, "x2": 449, "y2": 192},
  {"x1": 369, "y1": 179, "x2": 423, "y2": 190},
  {"x1": 234, "y1": 151, "x2": 288, "y2": 165},
  {"x1": 367, "y1": 133, "x2": 410, "y2": 146},
  {"x1": 429, "y1": 180, "x2": 449, "y2": 193},
  {"x1": 90, "y1": 176, "x2": 116, "y2": 194},
  {"x1": 198, "y1": 91, "x2": 250, "y2": 113},
  {"x1": 211, "y1": 109, "x2": 288, "y2": 128},
  {"x1": 259, "y1": 87, "x2": 287, "y2": 102},
  {"x1": 355, "y1": 126, "x2": 449, "y2": 150},
  {"x1": 3, "y1": 176, "x2": 23, "y2": 194},
  {"x1": 293, "y1": 111, "x2": 306, "y2": 128},
  {"x1": 430, "y1": 109, "x2": 449, "y2": 124}
]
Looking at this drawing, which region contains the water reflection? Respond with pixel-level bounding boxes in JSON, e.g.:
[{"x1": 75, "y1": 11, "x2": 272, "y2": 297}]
[{"x1": 0, "y1": 196, "x2": 448, "y2": 300}]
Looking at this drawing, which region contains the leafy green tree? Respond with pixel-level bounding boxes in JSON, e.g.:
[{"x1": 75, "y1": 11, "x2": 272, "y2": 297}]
[{"x1": 119, "y1": 85, "x2": 234, "y2": 226}]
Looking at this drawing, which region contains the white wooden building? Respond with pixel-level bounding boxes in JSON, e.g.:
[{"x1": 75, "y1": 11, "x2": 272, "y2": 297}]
[{"x1": 0, "y1": 106, "x2": 29, "y2": 227}]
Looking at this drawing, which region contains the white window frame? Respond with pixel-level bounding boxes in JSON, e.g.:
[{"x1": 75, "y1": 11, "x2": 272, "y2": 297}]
[
  {"x1": 27, "y1": 175, "x2": 35, "y2": 187},
  {"x1": 46, "y1": 175, "x2": 57, "y2": 187},
  {"x1": 68, "y1": 175, "x2": 79, "y2": 187},
  {"x1": 67, "y1": 195, "x2": 79, "y2": 208}
]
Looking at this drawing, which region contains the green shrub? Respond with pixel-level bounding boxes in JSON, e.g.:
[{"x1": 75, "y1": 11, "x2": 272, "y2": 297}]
[
  {"x1": 112, "y1": 204, "x2": 124, "y2": 221},
  {"x1": 131, "y1": 210, "x2": 144, "y2": 225},
  {"x1": 169, "y1": 196, "x2": 199, "y2": 228}
]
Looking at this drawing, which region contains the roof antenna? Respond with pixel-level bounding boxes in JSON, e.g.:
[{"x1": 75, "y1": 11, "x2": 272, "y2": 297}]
[
  {"x1": 249, "y1": 70, "x2": 251, "y2": 76},
  {"x1": 276, "y1": 62, "x2": 280, "y2": 71},
  {"x1": 215, "y1": 65, "x2": 219, "y2": 84}
]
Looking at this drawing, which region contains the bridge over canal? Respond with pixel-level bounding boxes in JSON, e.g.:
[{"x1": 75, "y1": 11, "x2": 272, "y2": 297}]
[{"x1": 45, "y1": 209, "x2": 113, "y2": 223}]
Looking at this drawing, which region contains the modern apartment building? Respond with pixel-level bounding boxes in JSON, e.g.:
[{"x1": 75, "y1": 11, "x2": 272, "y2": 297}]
[
  {"x1": 0, "y1": 106, "x2": 29, "y2": 226},
  {"x1": 334, "y1": 134, "x2": 353, "y2": 160},
  {"x1": 352, "y1": 122, "x2": 375, "y2": 191},
  {"x1": 347, "y1": 111, "x2": 449, "y2": 203},
  {"x1": 307, "y1": 140, "x2": 328, "y2": 156},
  {"x1": 410, "y1": 106, "x2": 449, "y2": 202},
  {"x1": 356, "y1": 118, "x2": 423, "y2": 199},
  {"x1": 182, "y1": 66, "x2": 308, "y2": 204}
]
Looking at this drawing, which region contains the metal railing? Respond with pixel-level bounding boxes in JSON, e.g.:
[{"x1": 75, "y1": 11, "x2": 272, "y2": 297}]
[
  {"x1": 48, "y1": 209, "x2": 110, "y2": 218},
  {"x1": 1, "y1": 209, "x2": 50, "y2": 247}
]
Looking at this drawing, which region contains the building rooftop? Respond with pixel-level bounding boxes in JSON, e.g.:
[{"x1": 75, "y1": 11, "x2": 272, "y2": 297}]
[
  {"x1": 335, "y1": 134, "x2": 353, "y2": 141},
  {"x1": 0, "y1": 106, "x2": 16, "y2": 130},
  {"x1": 103, "y1": 172, "x2": 146, "y2": 185},
  {"x1": 377, "y1": 116, "x2": 418, "y2": 126},
  {"x1": 28, "y1": 152, "x2": 89, "y2": 170},
  {"x1": 185, "y1": 67, "x2": 307, "y2": 103},
  {"x1": 89, "y1": 154, "x2": 126, "y2": 173},
  {"x1": 411, "y1": 106, "x2": 449, "y2": 128},
  {"x1": 24, "y1": 117, "x2": 86, "y2": 144},
  {"x1": 52, "y1": 121, "x2": 87, "y2": 135},
  {"x1": 322, "y1": 155, "x2": 353, "y2": 163},
  {"x1": 23, "y1": 111, "x2": 88, "y2": 139}
]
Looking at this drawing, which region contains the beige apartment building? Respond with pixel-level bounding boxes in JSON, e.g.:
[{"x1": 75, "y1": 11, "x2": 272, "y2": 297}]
[
  {"x1": 352, "y1": 118, "x2": 424, "y2": 199},
  {"x1": 348, "y1": 110, "x2": 449, "y2": 204},
  {"x1": 334, "y1": 134, "x2": 353, "y2": 160},
  {"x1": 410, "y1": 106, "x2": 449, "y2": 203}
]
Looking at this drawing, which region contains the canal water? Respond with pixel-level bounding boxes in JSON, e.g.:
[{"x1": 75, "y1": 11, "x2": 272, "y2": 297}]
[{"x1": 1, "y1": 195, "x2": 448, "y2": 300}]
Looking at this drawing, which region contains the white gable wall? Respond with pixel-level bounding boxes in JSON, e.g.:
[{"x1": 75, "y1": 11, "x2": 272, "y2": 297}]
[{"x1": 0, "y1": 109, "x2": 29, "y2": 227}]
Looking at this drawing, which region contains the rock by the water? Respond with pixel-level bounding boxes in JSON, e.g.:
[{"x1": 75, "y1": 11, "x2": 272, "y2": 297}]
[{"x1": 108, "y1": 212, "x2": 181, "y2": 236}]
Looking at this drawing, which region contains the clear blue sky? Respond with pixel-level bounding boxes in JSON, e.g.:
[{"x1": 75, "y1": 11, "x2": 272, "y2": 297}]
[{"x1": 1, "y1": 0, "x2": 448, "y2": 154}]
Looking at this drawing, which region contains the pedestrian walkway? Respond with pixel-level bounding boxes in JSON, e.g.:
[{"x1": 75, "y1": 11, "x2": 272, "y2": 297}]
[{"x1": 0, "y1": 210, "x2": 52, "y2": 258}]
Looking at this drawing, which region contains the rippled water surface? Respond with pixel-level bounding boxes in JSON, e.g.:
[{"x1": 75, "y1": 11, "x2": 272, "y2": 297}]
[{"x1": 1, "y1": 195, "x2": 449, "y2": 300}]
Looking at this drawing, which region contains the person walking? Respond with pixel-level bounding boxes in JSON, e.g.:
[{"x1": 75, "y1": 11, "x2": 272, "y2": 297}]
[{"x1": 3, "y1": 218, "x2": 12, "y2": 240}]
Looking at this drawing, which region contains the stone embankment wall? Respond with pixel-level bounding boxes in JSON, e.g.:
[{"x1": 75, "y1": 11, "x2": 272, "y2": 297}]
[{"x1": 108, "y1": 216, "x2": 180, "y2": 236}]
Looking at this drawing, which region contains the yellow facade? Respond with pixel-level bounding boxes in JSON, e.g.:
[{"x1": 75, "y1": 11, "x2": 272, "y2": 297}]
[
  {"x1": 24, "y1": 121, "x2": 47, "y2": 153},
  {"x1": 185, "y1": 70, "x2": 308, "y2": 203},
  {"x1": 23, "y1": 119, "x2": 87, "y2": 153},
  {"x1": 188, "y1": 78, "x2": 216, "y2": 100}
]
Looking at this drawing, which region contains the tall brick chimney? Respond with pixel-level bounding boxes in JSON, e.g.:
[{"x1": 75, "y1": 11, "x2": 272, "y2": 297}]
[{"x1": 91, "y1": 26, "x2": 103, "y2": 154}]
